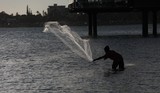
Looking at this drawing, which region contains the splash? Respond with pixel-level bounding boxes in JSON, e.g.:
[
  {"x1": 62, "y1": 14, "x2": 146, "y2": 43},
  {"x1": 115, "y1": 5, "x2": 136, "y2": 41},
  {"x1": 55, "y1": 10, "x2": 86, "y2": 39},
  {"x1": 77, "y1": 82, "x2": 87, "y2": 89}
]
[{"x1": 43, "y1": 22, "x2": 93, "y2": 62}]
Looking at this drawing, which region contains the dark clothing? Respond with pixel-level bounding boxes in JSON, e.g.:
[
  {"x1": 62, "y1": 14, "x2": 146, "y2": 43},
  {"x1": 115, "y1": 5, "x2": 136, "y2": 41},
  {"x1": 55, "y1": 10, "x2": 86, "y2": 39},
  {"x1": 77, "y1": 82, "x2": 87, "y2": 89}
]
[
  {"x1": 94, "y1": 50, "x2": 125, "y2": 71},
  {"x1": 104, "y1": 50, "x2": 124, "y2": 70}
]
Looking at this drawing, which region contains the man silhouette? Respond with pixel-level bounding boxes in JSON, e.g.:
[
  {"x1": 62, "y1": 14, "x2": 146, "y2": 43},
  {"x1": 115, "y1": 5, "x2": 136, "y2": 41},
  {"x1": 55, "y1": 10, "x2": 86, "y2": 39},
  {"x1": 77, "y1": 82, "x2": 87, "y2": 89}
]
[{"x1": 93, "y1": 45, "x2": 125, "y2": 72}]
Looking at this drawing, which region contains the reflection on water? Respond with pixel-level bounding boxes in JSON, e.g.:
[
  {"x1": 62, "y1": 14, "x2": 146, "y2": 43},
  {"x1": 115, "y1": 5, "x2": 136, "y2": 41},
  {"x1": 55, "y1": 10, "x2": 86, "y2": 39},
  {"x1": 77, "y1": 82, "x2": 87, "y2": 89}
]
[{"x1": 0, "y1": 25, "x2": 160, "y2": 93}]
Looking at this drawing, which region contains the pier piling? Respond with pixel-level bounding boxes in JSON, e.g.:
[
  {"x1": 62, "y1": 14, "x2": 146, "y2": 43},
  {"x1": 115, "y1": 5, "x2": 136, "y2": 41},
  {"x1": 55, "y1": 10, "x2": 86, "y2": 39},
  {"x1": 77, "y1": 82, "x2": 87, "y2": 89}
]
[
  {"x1": 142, "y1": 11, "x2": 148, "y2": 37},
  {"x1": 88, "y1": 12, "x2": 97, "y2": 37},
  {"x1": 153, "y1": 10, "x2": 157, "y2": 37}
]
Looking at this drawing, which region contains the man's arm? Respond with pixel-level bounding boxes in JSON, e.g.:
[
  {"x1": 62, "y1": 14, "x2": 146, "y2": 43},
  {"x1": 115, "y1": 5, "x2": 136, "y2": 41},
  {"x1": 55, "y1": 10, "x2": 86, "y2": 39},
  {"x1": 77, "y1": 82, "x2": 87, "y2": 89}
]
[{"x1": 93, "y1": 55, "x2": 105, "y2": 61}]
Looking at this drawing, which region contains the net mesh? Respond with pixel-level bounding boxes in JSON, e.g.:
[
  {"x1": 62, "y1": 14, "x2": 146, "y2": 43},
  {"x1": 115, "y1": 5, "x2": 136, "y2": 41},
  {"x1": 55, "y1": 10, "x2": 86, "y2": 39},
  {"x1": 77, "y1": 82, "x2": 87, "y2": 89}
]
[{"x1": 43, "y1": 22, "x2": 93, "y2": 61}]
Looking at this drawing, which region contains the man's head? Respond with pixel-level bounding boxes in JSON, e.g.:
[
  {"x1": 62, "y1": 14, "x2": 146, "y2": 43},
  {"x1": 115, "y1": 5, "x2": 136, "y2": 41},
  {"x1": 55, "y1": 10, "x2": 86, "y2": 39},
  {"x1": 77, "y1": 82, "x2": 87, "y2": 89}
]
[{"x1": 104, "y1": 45, "x2": 110, "y2": 53}]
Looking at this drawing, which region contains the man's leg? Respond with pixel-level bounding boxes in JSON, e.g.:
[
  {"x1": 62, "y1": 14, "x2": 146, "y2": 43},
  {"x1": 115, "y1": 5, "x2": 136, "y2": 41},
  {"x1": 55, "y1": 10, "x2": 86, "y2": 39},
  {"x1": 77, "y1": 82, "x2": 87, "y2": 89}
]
[
  {"x1": 112, "y1": 61, "x2": 118, "y2": 71},
  {"x1": 119, "y1": 60, "x2": 125, "y2": 71}
]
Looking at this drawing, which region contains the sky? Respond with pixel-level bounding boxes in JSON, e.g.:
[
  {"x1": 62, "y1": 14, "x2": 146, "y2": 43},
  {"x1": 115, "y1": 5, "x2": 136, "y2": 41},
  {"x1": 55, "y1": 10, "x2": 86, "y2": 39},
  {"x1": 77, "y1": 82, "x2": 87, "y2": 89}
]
[{"x1": 0, "y1": 0, "x2": 73, "y2": 15}]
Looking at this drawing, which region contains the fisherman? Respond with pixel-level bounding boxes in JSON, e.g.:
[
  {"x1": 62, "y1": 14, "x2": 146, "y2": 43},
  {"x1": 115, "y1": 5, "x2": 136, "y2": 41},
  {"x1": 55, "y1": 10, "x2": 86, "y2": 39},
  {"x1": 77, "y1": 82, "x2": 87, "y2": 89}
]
[{"x1": 93, "y1": 45, "x2": 125, "y2": 72}]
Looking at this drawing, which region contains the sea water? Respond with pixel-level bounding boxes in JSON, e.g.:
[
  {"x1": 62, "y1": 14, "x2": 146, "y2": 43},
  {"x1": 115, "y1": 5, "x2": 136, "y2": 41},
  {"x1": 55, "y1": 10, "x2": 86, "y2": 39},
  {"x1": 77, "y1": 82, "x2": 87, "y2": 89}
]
[{"x1": 0, "y1": 25, "x2": 160, "y2": 93}]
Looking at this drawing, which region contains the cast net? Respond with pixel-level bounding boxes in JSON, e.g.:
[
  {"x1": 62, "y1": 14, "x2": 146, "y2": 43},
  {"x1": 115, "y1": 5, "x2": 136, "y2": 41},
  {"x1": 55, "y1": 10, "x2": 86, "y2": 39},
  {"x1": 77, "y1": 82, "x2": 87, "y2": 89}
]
[{"x1": 43, "y1": 22, "x2": 93, "y2": 61}]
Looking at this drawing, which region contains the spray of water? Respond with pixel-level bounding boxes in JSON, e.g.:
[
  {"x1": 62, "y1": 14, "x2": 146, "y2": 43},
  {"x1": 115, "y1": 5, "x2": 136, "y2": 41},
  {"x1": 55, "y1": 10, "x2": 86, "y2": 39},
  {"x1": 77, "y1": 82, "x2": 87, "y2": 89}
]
[{"x1": 43, "y1": 22, "x2": 93, "y2": 62}]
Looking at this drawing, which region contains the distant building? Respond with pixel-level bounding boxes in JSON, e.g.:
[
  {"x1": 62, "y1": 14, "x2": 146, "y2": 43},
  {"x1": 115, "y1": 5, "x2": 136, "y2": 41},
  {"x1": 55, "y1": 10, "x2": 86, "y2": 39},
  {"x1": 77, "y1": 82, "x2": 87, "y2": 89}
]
[{"x1": 47, "y1": 4, "x2": 68, "y2": 20}]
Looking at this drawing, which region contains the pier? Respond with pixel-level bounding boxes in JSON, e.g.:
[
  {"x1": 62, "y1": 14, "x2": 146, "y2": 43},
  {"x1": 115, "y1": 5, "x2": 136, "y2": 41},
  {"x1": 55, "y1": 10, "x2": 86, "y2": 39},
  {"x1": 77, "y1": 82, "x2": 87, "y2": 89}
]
[{"x1": 68, "y1": 0, "x2": 160, "y2": 37}]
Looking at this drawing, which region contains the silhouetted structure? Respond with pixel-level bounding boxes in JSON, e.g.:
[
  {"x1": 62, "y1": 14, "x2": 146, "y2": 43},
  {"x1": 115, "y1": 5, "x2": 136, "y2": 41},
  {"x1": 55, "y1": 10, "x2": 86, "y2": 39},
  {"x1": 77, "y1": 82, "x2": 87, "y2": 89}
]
[
  {"x1": 69, "y1": 0, "x2": 160, "y2": 37},
  {"x1": 0, "y1": 5, "x2": 47, "y2": 27},
  {"x1": 48, "y1": 4, "x2": 68, "y2": 21},
  {"x1": 26, "y1": 5, "x2": 32, "y2": 16},
  {"x1": 0, "y1": 4, "x2": 88, "y2": 27},
  {"x1": 47, "y1": 4, "x2": 88, "y2": 25}
]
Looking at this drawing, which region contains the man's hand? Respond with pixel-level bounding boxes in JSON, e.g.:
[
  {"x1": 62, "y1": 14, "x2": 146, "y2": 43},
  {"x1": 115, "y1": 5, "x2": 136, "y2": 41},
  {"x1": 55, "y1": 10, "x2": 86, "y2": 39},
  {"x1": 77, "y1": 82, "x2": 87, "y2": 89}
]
[{"x1": 93, "y1": 59, "x2": 96, "y2": 62}]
